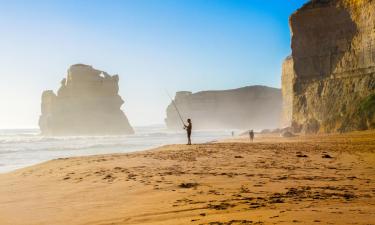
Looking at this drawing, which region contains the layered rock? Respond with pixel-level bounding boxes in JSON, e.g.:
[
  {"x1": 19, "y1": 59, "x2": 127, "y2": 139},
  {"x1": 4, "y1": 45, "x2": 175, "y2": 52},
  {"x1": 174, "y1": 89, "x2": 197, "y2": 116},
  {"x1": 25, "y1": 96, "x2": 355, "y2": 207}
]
[
  {"x1": 281, "y1": 56, "x2": 295, "y2": 128},
  {"x1": 39, "y1": 64, "x2": 134, "y2": 135},
  {"x1": 286, "y1": 0, "x2": 375, "y2": 133},
  {"x1": 165, "y1": 86, "x2": 282, "y2": 130}
]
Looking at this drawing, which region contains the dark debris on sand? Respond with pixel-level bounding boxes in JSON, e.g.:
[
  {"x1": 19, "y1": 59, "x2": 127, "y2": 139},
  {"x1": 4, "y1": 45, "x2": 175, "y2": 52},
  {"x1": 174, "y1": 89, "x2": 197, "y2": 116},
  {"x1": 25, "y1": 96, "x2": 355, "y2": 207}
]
[
  {"x1": 200, "y1": 220, "x2": 261, "y2": 225},
  {"x1": 322, "y1": 154, "x2": 333, "y2": 159},
  {"x1": 296, "y1": 152, "x2": 308, "y2": 158},
  {"x1": 179, "y1": 182, "x2": 199, "y2": 188}
]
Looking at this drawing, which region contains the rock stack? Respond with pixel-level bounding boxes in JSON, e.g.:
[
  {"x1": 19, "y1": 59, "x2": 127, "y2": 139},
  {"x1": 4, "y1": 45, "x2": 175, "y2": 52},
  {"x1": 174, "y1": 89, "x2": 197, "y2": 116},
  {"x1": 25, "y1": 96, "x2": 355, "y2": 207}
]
[
  {"x1": 165, "y1": 86, "x2": 282, "y2": 130},
  {"x1": 39, "y1": 64, "x2": 134, "y2": 135}
]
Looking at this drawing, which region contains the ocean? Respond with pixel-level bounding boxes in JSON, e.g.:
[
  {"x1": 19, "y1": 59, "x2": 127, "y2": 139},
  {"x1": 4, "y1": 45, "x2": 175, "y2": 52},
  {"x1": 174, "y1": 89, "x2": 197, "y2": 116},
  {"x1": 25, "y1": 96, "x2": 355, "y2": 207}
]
[{"x1": 0, "y1": 126, "x2": 233, "y2": 173}]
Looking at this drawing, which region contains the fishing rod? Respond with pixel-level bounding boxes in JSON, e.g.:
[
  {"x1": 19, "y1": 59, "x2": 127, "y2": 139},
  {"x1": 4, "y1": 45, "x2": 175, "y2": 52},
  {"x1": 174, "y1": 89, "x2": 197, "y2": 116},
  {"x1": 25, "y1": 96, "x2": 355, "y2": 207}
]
[{"x1": 165, "y1": 90, "x2": 186, "y2": 126}]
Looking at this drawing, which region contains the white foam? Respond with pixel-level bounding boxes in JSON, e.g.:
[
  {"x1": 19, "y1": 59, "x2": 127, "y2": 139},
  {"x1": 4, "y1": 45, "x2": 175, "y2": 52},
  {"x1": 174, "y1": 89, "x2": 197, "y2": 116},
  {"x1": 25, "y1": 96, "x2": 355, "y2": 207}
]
[{"x1": 0, "y1": 126, "x2": 232, "y2": 173}]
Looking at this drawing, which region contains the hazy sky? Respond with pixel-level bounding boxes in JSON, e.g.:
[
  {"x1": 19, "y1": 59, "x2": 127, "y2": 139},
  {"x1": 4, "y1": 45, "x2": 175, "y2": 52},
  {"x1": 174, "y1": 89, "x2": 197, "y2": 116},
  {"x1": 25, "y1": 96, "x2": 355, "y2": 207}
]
[{"x1": 0, "y1": 0, "x2": 307, "y2": 128}]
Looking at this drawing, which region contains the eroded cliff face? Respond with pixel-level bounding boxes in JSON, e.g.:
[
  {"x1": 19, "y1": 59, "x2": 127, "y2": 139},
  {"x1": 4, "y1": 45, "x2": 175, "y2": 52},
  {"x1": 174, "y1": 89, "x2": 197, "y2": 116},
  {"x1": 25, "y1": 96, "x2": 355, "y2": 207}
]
[
  {"x1": 288, "y1": 0, "x2": 375, "y2": 133},
  {"x1": 165, "y1": 86, "x2": 282, "y2": 130},
  {"x1": 39, "y1": 64, "x2": 134, "y2": 135},
  {"x1": 281, "y1": 56, "x2": 295, "y2": 128}
]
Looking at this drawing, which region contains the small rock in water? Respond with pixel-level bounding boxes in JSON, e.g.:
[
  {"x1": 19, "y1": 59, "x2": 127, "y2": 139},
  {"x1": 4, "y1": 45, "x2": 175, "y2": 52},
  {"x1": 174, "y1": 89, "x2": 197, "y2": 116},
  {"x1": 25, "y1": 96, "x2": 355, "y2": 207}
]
[{"x1": 281, "y1": 131, "x2": 295, "y2": 137}]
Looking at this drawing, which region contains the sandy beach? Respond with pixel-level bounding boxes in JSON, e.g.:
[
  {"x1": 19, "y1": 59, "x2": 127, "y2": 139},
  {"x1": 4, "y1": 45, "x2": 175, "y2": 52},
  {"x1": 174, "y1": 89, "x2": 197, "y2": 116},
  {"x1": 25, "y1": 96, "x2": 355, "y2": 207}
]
[{"x1": 0, "y1": 131, "x2": 374, "y2": 225}]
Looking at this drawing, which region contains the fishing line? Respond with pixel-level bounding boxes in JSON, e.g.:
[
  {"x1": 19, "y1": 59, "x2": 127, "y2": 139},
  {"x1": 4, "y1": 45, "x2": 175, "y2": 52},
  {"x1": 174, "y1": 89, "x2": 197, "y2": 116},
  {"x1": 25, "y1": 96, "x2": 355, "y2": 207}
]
[{"x1": 165, "y1": 90, "x2": 186, "y2": 126}]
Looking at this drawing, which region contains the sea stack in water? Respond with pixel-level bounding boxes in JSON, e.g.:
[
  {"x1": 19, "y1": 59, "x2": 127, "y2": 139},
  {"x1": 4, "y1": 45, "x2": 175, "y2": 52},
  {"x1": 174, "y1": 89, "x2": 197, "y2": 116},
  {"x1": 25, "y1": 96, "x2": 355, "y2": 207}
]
[
  {"x1": 283, "y1": 0, "x2": 375, "y2": 133},
  {"x1": 165, "y1": 86, "x2": 282, "y2": 130},
  {"x1": 39, "y1": 64, "x2": 134, "y2": 135}
]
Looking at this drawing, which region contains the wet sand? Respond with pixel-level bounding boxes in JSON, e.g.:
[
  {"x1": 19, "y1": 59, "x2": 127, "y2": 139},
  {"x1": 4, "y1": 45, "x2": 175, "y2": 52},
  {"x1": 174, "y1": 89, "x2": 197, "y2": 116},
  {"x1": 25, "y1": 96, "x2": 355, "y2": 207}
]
[{"x1": 0, "y1": 131, "x2": 374, "y2": 225}]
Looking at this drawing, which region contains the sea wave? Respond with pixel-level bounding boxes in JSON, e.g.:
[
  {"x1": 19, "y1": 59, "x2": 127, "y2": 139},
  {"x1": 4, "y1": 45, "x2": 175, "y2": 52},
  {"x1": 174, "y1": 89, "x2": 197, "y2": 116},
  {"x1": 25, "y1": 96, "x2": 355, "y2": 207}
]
[
  {"x1": 0, "y1": 127, "x2": 232, "y2": 173},
  {"x1": 0, "y1": 143, "x2": 147, "y2": 154}
]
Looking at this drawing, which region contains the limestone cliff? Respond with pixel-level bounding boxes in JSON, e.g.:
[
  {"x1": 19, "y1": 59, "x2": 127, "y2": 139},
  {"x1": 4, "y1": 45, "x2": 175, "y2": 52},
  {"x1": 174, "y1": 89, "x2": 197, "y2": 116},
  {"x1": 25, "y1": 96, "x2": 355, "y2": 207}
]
[
  {"x1": 165, "y1": 86, "x2": 282, "y2": 130},
  {"x1": 281, "y1": 56, "x2": 295, "y2": 128},
  {"x1": 39, "y1": 64, "x2": 134, "y2": 135},
  {"x1": 286, "y1": 0, "x2": 375, "y2": 133}
]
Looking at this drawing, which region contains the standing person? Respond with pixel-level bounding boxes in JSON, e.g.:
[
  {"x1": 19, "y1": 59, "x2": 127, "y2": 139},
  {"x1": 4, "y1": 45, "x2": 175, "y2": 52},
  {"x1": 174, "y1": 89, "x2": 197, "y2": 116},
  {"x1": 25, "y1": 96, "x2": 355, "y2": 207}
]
[
  {"x1": 249, "y1": 130, "x2": 254, "y2": 142},
  {"x1": 184, "y1": 119, "x2": 192, "y2": 145}
]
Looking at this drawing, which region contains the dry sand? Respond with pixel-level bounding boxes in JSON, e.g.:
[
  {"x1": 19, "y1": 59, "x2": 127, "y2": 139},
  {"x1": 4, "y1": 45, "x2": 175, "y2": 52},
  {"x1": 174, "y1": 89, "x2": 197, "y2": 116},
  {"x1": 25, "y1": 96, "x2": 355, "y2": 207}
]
[{"x1": 0, "y1": 131, "x2": 374, "y2": 225}]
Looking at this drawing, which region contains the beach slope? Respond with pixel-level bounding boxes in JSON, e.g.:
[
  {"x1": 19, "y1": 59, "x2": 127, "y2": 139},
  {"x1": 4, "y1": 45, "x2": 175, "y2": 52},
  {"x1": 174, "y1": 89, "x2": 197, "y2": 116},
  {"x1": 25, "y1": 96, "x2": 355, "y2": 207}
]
[{"x1": 0, "y1": 131, "x2": 374, "y2": 225}]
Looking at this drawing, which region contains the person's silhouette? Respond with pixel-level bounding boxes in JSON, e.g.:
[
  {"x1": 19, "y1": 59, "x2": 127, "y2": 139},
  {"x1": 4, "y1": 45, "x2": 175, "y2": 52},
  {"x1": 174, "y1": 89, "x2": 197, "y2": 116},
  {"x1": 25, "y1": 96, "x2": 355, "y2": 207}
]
[
  {"x1": 249, "y1": 130, "x2": 254, "y2": 142},
  {"x1": 184, "y1": 119, "x2": 192, "y2": 145}
]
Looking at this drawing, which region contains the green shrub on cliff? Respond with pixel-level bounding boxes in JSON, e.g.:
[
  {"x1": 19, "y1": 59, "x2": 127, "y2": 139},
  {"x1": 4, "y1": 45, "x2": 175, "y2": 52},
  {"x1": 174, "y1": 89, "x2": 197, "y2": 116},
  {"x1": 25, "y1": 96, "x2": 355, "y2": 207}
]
[
  {"x1": 359, "y1": 94, "x2": 375, "y2": 129},
  {"x1": 339, "y1": 94, "x2": 375, "y2": 132},
  {"x1": 359, "y1": 94, "x2": 375, "y2": 116}
]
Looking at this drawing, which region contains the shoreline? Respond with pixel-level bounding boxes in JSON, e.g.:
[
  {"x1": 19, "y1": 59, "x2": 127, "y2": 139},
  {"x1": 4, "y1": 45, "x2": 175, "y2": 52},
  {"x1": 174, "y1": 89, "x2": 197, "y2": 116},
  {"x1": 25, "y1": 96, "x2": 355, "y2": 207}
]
[
  {"x1": 0, "y1": 132, "x2": 300, "y2": 175},
  {"x1": 0, "y1": 128, "x2": 233, "y2": 174},
  {"x1": 0, "y1": 131, "x2": 374, "y2": 225}
]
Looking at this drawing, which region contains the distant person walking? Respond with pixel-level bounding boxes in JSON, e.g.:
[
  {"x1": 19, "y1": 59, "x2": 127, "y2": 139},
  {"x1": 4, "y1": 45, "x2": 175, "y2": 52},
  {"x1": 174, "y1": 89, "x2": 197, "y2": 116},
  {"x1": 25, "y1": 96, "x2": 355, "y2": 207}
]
[
  {"x1": 249, "y1": 130, "x2": 254, "y2": 142},
  {"x1": 184, "y1": 119, "x2": 192, "y2": 145}
]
